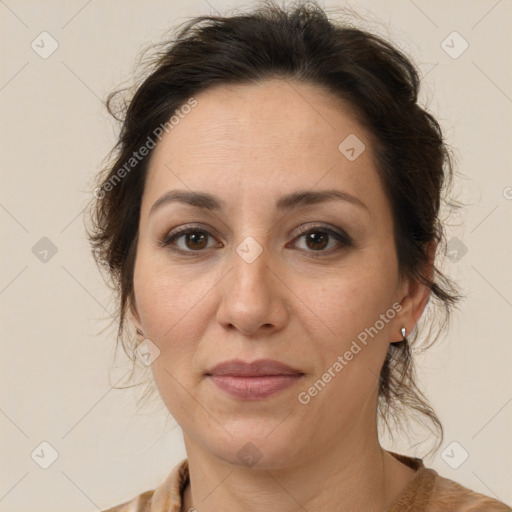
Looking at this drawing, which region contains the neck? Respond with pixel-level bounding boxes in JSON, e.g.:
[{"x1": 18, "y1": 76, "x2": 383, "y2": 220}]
[{"x1": 180, "y1": 400, "x2": 416, "y2": 512}]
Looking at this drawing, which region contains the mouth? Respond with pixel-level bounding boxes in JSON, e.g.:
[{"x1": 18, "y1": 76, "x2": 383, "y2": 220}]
[
  {"x1": 206, "y1": 374, "x2": 304, "y2": 400},
  {"x1": 205, "y1": 359, "x2": 305, "y2": 400},
  {"x1": 205, "y1": 358, "x2": 304, "y2": 377}
]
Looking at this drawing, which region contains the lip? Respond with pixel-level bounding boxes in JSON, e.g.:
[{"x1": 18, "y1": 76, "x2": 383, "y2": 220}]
[
  {"x1": 205, "y1": 359, "x2": 304, "y2": 400},
  {"x1": 206, "y1": 358, "x2": 304, "y2": 377},
  {"x1": 207, "y1": 374, "x2": 304, "y2": 400}
]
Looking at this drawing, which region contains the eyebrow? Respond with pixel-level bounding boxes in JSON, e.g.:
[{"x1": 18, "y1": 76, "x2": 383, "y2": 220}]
[{"x1": 149, "y1": 188, "x2": 368, "y2": 217}]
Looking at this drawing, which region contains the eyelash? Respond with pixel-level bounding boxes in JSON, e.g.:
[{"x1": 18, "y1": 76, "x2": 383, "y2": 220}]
[{"x1": 157, "y1": 223, "x2": 353, "y2": 257}]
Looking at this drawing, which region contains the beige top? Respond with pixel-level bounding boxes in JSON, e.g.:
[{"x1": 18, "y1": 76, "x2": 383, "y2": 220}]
[{"x1": 102, "y1": 451, "x2": 511, "y2": 511}]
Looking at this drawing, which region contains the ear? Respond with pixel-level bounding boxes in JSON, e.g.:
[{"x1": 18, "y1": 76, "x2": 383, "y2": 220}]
[
  {"x1": 390, "y1": 242, "x2": 435, "y2": 342},
  {"x1": 129, "y1": 295, "x2": 143, "y2": 333}
]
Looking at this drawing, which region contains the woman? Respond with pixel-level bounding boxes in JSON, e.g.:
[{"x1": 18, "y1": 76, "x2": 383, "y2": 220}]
[{"x1": 88, "y1": 2, "x2": 511, "y2": 511}]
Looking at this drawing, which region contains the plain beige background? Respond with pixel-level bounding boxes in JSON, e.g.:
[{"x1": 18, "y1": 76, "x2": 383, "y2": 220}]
[{"x1": 1, "y1": 0, "x2": 511, "y2": 510}]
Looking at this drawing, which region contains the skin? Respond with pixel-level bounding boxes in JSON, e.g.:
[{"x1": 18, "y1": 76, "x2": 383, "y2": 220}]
[{"x1": 130, "y1": 79, "x2": 431, "y2": 512}]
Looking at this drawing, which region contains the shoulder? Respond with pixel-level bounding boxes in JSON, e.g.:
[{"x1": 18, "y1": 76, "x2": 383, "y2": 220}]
[
  {"x1": 101, "y1": 489, "x2": 154, "y2": 512},
  {"x1": 427, "y1": 471, "x2": 511, "y2": 512},
  {"x1": 100, "y1": 458, "x2": 189, "y2": 512},
  {"x1": 386, "y1": 451, "x2": 511, "y2": 512},
  {"x1": 101, "y1": 490, "x2": 155, "y2": 512}
]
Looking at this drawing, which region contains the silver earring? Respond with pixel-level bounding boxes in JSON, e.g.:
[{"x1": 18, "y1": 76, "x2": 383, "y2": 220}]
[
  {"x1": 401, "y1": 327, "x2": 406, "y2": 341},
  {"x1": 136, "y1": 328, "x2": 144, "y2": 336}
]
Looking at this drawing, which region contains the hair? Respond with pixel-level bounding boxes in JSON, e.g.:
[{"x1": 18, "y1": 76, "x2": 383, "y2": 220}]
[{"x1": 86, "y1": 0, "x2": 461, "y2": 456}]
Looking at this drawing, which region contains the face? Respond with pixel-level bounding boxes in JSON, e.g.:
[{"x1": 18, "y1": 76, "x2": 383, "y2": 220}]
[{"x1": 131, "y1": 79, "x2": 414, "y2": 468}]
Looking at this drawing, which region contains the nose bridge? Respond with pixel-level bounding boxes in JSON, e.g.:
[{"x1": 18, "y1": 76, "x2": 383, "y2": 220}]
[
  {"x1": 216, "y1": 230, "x2": 288, "y2": 334},
  {"x1": 229, "y1": 203, "x2": 273, "y2": 284},
  {"x1": 231, "y1": 233, "x2": 272, "y2": 299}
]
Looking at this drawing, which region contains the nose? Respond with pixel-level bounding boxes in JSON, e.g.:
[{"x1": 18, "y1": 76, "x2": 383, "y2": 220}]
[{"x1": 216, "y1": 240, "x2": 290, "y2": 337}]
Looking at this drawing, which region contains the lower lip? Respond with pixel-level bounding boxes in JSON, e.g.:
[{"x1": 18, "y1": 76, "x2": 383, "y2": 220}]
[{"x1": 208, "y1": 374, "x2": 303, "y2": 400}]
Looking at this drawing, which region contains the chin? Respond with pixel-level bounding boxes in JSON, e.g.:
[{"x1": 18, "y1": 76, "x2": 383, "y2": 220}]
[{"x1": 211, "y1": 429, "x2": 304, "y2": 470}]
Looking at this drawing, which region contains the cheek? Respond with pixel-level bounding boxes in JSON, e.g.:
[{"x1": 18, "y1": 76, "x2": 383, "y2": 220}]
[
  {"x1": 132, "y1": 249, "x2": 220, "y2": 382},
  {"x1": 133, "y1": 246, "x2": 206, "y2": 336},
  {"x1": 133, "y1": 255, "x2": 210, "y2": 418},
  {"x1": 298, "y1": 262, "x2": 397, "y2": 410},
  {"x1": 311, "y1": 260, "x2": 397, "y2": 345}
]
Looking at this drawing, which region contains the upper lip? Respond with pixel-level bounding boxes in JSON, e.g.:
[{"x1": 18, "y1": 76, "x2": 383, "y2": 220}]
[{"x1": 206, "y1": 359, "x2": 304, "y2": 377}]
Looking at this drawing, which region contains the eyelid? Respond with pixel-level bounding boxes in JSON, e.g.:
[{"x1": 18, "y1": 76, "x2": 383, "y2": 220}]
[
  {"x1": 158, "y1": 222, "x2": 353, "y2": 255},
  {"x1": 291, "y1": 222, "x2": 352, "y2": 243},
  {"x1": 288, "y1": 224, "x2": 353, "y2": 255},
  {"x1": 161, "y1": 223, "x2": 218, "y2": 244}
]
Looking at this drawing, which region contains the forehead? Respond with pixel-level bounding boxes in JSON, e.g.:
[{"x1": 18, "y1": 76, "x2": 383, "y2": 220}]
[{"x1": 143, "y1": 79, "x2": 383, "y2": 215}]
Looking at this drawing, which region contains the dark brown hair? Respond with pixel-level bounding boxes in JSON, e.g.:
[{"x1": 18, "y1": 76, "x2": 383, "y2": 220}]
[{"x1": 87, "y1": 0, "x2": 460, "y2": 455}]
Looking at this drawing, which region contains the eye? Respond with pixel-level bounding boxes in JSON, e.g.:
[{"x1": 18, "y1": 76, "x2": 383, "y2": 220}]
[
  {"x1": 290, "y1": 225, "x2": 352, "y2": 255},
  {"x1": 157, "y1": 223, "x2": 352, "y2": 257},
  {"x1": 158, "y1": 226, "x2": 223, "y2": 255}
]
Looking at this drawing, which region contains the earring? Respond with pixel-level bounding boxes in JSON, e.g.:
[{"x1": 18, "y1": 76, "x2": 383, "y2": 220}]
[
  {"x1": 401, "y1": 327, "x2": 406, "y2": 341},
  {"x1": 136, "y1": 328, "x2": 144, "y2": 336}
]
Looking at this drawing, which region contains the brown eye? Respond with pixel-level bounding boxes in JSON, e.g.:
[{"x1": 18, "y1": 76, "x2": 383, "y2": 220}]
[
  {"x1": 159, "y1": 227, "x2": 223, "y2": 255},
  {"x1": 182, "y1": 231, "x2": 208, "y2": 250},
  {"x1": 159, "y1": 224, "x2": 351, "y2": 257},
  {"x1": 292, "y1": 226, "x2": 352, "y2": 255},
  {"x1": 304, "y1": 231, "x2": 329, "y2": 251}
]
